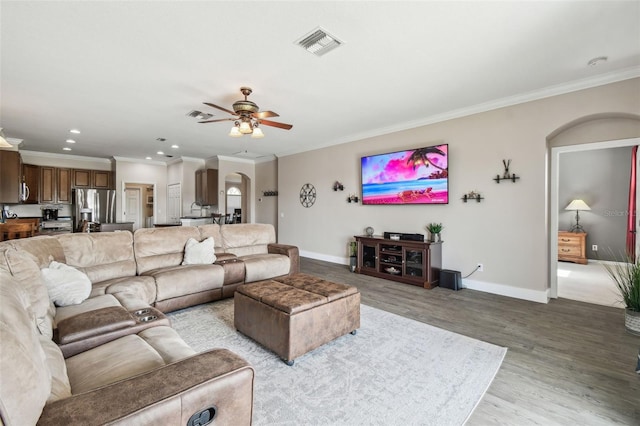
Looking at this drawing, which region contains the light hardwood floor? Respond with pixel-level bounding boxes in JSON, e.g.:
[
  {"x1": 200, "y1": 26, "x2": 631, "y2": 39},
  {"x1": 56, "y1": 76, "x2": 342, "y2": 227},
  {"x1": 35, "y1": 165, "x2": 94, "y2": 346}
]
[{"x1": 301, "y1": 257, "x2": 640, "y2": 425}]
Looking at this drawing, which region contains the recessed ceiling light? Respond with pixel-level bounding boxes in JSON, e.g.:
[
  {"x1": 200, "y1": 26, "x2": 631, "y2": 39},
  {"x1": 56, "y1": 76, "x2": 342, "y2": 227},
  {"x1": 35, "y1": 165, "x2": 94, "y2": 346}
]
[
  {"x1": 157, "y1": 151, "x2": 164, "y2": 155},
  {"x1": 69, "y1": 129, "x2": 81, "y2": 134},
  {"x1": 65, "y1": 139, "x2": 76, "y2": 143},
  {"x1": 156, "y1": 138, "x2": 166, "y2": 142},
  {"x1": 145, "y1": 156, "x2": 152, "y2": 160},
  {"x1": 171, "y1": 144, "x2": 179, "y2": 149},
  {"x1": 63, "y1": 147, "x2": 72, "y2": 151},
  {"x1": 587, "y1": 56, "x2": 608, "y2": 67}
]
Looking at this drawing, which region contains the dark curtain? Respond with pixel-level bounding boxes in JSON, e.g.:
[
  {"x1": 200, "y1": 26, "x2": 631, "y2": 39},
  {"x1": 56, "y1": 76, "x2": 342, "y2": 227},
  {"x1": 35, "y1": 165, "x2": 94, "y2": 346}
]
[{"x1": 627, "y1": 146, "x2": 638, "y2": 259}]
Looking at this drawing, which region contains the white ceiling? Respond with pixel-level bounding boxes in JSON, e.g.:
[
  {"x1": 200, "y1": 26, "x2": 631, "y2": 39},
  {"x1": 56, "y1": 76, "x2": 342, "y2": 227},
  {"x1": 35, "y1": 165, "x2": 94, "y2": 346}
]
[{"x1": 1, "y1": 1, "x2": 639, "y2": 162}]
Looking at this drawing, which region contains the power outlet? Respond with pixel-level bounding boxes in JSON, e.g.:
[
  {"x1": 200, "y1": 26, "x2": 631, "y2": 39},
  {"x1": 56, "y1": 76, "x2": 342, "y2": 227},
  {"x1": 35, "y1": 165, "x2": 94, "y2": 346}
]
[
  {"x1": 477, "y1": 263, "x2": 484, "y2": 272},
  {"x1": 592, "y1": 244, "x2": 598, "y2": 252}
]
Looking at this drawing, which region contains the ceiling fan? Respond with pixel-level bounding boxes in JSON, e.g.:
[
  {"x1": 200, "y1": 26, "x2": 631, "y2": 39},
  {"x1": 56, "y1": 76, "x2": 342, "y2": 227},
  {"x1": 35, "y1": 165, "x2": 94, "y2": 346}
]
[{"x1": 200, "y1": 87, "x2": 293, "y2": 138}]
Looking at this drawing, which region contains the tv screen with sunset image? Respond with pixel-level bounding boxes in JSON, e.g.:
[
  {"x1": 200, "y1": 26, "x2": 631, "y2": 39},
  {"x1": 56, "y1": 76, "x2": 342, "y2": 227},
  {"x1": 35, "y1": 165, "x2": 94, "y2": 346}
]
[{"x1": 361, "y1": 144, "x2": 448, "y2": 205}]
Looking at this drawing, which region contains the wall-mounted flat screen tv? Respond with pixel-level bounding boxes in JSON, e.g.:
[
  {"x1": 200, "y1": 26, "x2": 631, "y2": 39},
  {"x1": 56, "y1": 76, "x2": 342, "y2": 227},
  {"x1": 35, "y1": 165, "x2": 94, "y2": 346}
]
[{"x1": 361, "y1": 143, "x2": 448, "y2": 205}]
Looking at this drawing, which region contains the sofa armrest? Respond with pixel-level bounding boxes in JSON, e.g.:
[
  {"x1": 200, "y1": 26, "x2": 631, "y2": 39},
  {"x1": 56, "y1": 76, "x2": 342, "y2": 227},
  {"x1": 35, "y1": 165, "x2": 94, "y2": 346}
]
[
  {"x1": 38, "y1": 349, "x2": 254, "y2": 426},
  {"x1": 268, "y1": 243, "x2": 300, "y2": 274}
]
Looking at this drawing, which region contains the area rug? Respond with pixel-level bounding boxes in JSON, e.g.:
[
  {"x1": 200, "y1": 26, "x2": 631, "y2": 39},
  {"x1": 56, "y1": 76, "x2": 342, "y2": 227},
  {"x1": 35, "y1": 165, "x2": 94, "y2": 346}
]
[{"x1": 168, "y1": 299, "x2": 506, "y2": 425}]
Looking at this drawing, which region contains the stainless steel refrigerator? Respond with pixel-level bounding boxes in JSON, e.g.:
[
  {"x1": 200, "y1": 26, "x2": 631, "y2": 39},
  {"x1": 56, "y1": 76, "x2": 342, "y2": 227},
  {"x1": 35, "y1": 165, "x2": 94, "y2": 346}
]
[{"x1": 73, "y1": 189, "x2": 116, "y2": 231}]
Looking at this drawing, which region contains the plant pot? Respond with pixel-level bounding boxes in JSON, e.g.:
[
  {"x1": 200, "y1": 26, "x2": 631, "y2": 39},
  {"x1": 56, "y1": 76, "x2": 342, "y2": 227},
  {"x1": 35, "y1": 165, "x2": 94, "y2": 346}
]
[
  {"x1": 349, "y1": 256, "x2": 357, "y2": 273},
  {"x1": 625, "y1": 309, "x2": 640, "y2": 336}
]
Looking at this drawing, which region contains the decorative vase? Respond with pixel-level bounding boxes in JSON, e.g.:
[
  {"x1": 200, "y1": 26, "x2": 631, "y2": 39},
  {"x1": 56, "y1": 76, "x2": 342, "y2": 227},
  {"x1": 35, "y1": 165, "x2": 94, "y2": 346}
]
[
  {"x1": 430, "y1": 233, "x2": 441, "y2": 243},
  {"x1": 625, "y1": 309, "x2": 640, "y2": 336},
  {"x1": 349, "y1": 256, "x2": 357, "y2": 273},
  {"x1": 436, "y1": 233, "x2": 441, "y2": 242}
]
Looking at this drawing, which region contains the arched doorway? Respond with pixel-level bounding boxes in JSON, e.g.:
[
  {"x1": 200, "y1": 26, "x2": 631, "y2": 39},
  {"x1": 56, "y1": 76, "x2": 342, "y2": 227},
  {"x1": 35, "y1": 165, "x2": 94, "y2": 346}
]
[
  {"x1": 547, "y1": 113, "x2": 640, "y2": 304},
  {"x1": 224, "y1": 172, "x2": 249, "y2": 223}
]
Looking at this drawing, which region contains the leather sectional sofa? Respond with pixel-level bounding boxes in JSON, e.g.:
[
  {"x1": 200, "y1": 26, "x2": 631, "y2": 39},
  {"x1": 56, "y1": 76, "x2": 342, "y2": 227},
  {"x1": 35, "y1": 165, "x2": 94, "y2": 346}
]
[{"x1": 0, "y1": 223, "x2": 299, "y2": 425}]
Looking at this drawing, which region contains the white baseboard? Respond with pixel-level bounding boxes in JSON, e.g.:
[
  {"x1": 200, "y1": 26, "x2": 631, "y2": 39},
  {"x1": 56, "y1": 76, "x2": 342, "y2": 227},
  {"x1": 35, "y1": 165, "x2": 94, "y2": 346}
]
[
  {"x1": 301, "y1": 252, "x2": 550, "y2": 304},
  {"x1": 462, "y1": 279, "x2": 550, "y2": 304},
  {"x1": 300, "y1": 250, "x2": 349, "y2": 266}
]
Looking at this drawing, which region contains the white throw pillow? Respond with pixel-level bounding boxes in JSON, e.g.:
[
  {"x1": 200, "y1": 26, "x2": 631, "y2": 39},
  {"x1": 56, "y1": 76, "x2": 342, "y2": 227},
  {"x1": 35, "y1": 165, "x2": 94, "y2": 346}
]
[
  {"x1": 182, "y1": 237, "x2": 216, "y2": 265},
  {"x1": 41, "y1": 261, "x2": 92, "y2": 307}
]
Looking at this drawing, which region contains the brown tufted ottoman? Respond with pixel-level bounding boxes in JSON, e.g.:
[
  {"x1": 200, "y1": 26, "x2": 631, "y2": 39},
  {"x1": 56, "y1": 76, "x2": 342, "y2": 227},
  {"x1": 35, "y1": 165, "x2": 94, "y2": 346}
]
[{"x1": 234, "y1": 273, "x2": 360, "y2": 365}]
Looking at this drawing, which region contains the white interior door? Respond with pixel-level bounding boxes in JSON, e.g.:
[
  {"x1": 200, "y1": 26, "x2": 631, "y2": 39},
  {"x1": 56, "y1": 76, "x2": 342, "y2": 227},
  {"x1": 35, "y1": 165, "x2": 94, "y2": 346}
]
[
  {"x1": 167, "y1": 183, "x2": 181, "y2": 224},
  {"x1": 124, "y1": 188, "x2": 142, "y2": 231}
]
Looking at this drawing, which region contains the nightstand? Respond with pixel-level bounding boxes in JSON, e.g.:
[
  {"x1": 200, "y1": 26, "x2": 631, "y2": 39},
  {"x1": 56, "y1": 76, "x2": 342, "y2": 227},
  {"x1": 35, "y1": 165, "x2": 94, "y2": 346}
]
[{"x1": 558, "y1": 231, "x2": 587, "y2": 264}]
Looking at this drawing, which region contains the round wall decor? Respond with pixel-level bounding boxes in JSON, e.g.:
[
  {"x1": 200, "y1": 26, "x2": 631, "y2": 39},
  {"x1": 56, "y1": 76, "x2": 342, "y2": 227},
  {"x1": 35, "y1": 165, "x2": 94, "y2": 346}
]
[
  {"x1": 299, "y1": 183, "x2": 316, "y2": 208},
  {"x1": 365, "y1": 226, "x2": 374, "y2": 236}
]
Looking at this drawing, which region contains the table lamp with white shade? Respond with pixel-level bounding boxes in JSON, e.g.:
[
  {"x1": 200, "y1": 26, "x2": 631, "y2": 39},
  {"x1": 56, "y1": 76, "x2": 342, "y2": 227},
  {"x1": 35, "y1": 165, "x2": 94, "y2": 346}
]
[{"x1": 565, "y1": 199, "x2": 591, "y2": 233}]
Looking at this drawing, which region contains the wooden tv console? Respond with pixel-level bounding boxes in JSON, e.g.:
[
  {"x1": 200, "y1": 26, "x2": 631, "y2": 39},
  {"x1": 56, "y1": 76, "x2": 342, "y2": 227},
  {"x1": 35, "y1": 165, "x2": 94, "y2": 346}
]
[{"x1": 354, "y1": 235, "x2": 442, "y2": 289}]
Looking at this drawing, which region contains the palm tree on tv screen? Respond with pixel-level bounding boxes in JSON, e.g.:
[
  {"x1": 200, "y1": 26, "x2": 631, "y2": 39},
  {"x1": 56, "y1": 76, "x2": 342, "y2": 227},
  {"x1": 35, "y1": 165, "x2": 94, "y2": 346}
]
[{"x1": 406, "y1": 147, "x2": 446, "y2": 171}]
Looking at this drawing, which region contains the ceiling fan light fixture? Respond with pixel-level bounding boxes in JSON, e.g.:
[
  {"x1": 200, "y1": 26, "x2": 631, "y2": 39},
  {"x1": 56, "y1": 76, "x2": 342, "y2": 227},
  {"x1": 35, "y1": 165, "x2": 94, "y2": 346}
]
[
  {"x1": 251, "y1": 126, "x2": 264, "y2": 138},
  {"x1": 229, "y1": 125, "x2": 242, "y2": 137},
  {"x1": 239, "y1": 121, "x2": 252, "y2": 134}
]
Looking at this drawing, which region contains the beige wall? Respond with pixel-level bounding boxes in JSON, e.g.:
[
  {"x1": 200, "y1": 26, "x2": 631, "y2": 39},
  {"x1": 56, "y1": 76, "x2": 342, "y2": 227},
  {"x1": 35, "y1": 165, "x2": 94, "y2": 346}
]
[
  {"x1": 255, "y1": 159, "x2": 278, "y2": 230},
  {"x1": 278, "y1": 78, "x2": 640, "y2": 303}
]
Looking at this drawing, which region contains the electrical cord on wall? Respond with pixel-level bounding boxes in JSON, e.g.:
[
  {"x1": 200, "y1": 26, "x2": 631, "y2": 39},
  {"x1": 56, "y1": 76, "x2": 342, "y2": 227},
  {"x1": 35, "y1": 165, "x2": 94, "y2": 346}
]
[{"x1": 463, "y1": 264, "x2": 481, "y2": 279}]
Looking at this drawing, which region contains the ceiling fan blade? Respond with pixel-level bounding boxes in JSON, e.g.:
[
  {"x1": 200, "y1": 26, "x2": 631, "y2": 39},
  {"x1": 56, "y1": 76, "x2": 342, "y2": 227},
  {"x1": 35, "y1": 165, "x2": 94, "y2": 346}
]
[
  {"x1": 198, "y1": 118, "x2": 236, "y2": 124},
  {"x1": 259, "y1": 119, "x2": 293, "y2": 130},
  {"x1": 203, "y1": 102, "x2": 238, "y2": 116},
  {"x1": 252, "y1": 110, "x2": 279, "y2": 119}
]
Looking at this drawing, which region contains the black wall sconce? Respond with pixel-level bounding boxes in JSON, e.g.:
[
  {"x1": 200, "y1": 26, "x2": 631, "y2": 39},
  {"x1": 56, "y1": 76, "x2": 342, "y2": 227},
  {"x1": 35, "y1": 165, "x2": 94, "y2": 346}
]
[
  {"x1": 462, "y1": 191, "x2": 484, "y2": 203},
  {"x1": 333, "y1": 181, "x2": 344, "y2": 191},
  {"x1": 347, "y1": 194, "x2": 359, "y2": 203},
  {"x1": 262, "y1": 190, "x2": 278, "y2": 196}
]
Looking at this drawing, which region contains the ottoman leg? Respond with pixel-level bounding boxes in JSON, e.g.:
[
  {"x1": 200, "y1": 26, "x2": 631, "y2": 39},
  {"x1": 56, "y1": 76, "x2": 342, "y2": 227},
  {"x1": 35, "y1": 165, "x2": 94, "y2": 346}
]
[
  {"x1": 350, "y1": 330, "x2": 357, "y2": 335},
  {"x1": 283, "y1": 359, "x2": 294, "y2": 366}
]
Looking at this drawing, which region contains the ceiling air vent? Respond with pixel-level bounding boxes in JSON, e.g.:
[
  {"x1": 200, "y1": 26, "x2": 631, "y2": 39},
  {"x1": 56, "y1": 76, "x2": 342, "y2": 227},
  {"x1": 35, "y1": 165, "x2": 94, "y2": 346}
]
[
  {"x1": 296, "y1": 27, "x2": 343, "y2": 57},
  {"x1": 186, "y1": 110, "x2": 213, "y2": 120}
]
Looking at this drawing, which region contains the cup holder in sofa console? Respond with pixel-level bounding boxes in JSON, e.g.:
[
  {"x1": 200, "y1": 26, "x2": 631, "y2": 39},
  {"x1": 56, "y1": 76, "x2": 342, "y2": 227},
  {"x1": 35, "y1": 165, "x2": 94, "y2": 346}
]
[
  {"x1": 139, "y1": 315, "x2": 158, "y2": 322},
  {"x1": 134, "y1": 309, "x2": 151, "y2": 316}
]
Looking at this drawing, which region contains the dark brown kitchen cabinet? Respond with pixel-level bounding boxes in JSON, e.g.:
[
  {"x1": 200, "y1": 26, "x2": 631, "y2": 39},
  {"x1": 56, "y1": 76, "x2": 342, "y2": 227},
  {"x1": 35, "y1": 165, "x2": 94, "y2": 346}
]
[
  {"x1": 195, "y1": 169, "x2": 218, "y2": 206},
  {"x1": 72, "y1": 169, "x2": 91, "y2": 188},
  {"x1": 40, "y1": 166, "x2": 72, "y2": 204},
  {"x1": 72, "y1": 168, "x2": 112, "y2": 189},
  {"x1": 40, "y1": 166, "x2": 56, "y2": 204},
  {"x1": 0, "y1": 150, "x2": 21, "y2": 203},
  {"x1": 57, "y1": 168, "x2": 72, "y2": 204},
  {"x1": 22, "y1": 164, "x2": 40, "y2": 204},
  {"x1": 92, "y1": 170, "x2": 111, "y2": 189}
]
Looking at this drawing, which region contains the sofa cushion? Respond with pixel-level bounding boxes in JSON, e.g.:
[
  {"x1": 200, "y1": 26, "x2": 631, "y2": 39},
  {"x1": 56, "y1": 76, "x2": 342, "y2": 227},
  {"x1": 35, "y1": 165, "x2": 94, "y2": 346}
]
[
  {"x1": 198, "y1": 223, "x2": 225, "y2": 253},
  {"x1": 0, "y1": 246, "x2": 54, "y2": 337},
  {"x1": 89, "y1": 275, "x2": 157, "y2": 306},
  {"x1": 144, "y1": 264, "x2": 224, "y2": 302},
  {"x1": 220, "y1": 223, "x2": 276, "y2": 257},
  {"x1": 0, "y1": 271, "x2": 51, "y2": 426},
  {"x1": 134, "y1": 227, "x2": 201, "y2": 274},
  {"x1": 39, "y1": 336, "x2": 72, "y2": 402},
  {"x1": 241, "y1": 253, "x2": 291, "y2": 283},
  {"x1": 56, "y1": 232, "x2": 137, "y2": 283},
  {"x1": 66, "y1": 334, "x2": 167, "y2": 394},
  {"x1": 55, "y1": 294, "x2": 122, "y2": 324},
  {"x1": 42, "y1": 261, "x2": 92, "y2": 307},
  {"x1": 182, "y1": 237, "x2": 216, "y2": 265},
  {"x1": 3, "y1": 235, "x2": 66, "y2": 267}
]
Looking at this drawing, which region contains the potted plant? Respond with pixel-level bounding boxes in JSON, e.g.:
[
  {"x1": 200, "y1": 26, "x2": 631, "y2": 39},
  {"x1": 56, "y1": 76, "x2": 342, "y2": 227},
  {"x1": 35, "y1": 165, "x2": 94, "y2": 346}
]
[
  {"x1": 348, "y1": 241, "x2": 358, "y2": 272},
  {"x1": 426, "y1": 223, "x2": 443, "y2": 242},
  {"x1": 602, "y1": 252, "x2": 640, "y2": 335}
]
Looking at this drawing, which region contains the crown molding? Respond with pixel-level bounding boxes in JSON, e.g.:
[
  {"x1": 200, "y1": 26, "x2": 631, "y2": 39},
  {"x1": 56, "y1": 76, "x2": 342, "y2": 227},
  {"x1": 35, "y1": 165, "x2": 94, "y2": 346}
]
[
  {"x1": 112, "y1": 156, "x2": 167, "y2": 166},
  {"x1": 20, "y1": 150, "x2": 112, "y2": 164},
  {"x1": 216, "y1": 155, "x2": 256, "y2": 164},
  {"x1": 278, "y1": 68, "x2": 640, "y2": 158}
]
